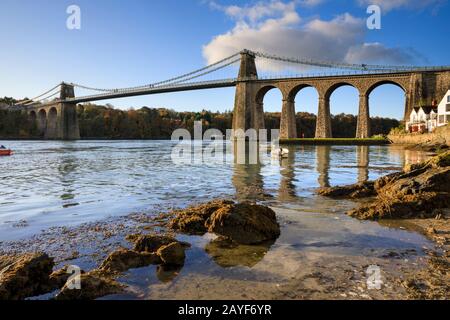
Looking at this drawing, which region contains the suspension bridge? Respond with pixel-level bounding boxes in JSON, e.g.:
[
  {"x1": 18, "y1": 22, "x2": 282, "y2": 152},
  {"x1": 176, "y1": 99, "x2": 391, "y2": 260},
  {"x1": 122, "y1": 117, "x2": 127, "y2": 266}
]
[{"x1": 12, "y1": 50, "x2": 450, "y2": 140}]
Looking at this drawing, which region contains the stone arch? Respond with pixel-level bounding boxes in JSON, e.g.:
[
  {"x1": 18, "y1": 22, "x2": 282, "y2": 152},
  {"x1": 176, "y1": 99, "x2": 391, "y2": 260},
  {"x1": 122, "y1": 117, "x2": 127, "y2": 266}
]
[
  {"x1": 37, "y1": 109, "x2": 47, "y2": 135},
  {"x1": 287, "y1": 84, "x2": 320, "y2": 138},
  {"x1": 316, "y1": 82, "x2": 360, "y2": 138},
  {"x1": 29, "y1": 110, "x2": 37, "y2": 123},
  {"x1": 46, "y1": 107, "x2": 58, "y2": 139},
  {"x1": 324, "y1": 82, "x2": 361, "y2": 100},
  {"x1": 255, "y1": 85, "x2": 284, "y2": 104},
  {"x1": 365, "y1": 80, "x2": 407, "y2": 123},
  {"x1": 287, "y1": 84, "x2": 319, "y2": 102},
  {"x1": 254, "y1": 85, "x2": 284, "y2": 136},
  {"x1": 366, "y1": 80, "x2": 406, "y2": 97}
]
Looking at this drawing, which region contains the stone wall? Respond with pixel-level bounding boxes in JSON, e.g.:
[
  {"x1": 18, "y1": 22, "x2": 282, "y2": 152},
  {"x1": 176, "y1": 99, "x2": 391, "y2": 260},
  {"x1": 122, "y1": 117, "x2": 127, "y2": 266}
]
[{"x1": 388, "y1": 125, "x2": 450, "y2": 146}]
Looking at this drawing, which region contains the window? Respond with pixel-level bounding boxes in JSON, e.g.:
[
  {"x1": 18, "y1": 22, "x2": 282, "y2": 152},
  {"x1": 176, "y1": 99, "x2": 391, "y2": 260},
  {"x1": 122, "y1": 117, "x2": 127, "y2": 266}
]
[
  {"x1": 446, "y1": 104, "x2": 450, "y2": 112},
  {"x1": 447, "y1": 115, "x2": 450, "y2": 122},
  {"x1": 447, "y1": 95, "x2": 450, "y2": 103},
  {"x1": 439, "y1": 115, "x2": 445, "y2": 123}
]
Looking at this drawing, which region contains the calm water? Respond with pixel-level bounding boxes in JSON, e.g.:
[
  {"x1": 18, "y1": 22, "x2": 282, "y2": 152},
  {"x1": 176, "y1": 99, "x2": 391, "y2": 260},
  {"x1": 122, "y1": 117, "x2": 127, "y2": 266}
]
[{"x1": 0, "y1": 141, "x2": 430, "y2": 241}]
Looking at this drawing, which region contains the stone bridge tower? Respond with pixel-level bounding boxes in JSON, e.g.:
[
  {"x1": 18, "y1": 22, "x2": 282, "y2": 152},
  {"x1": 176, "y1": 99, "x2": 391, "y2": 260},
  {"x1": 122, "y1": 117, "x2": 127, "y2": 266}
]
[
  {"x1": 29, "y1": 82, "x2": 80, "y2": 140},
  {"x1": 232, "y1": 50, "x2": 262, "y2": 137}
]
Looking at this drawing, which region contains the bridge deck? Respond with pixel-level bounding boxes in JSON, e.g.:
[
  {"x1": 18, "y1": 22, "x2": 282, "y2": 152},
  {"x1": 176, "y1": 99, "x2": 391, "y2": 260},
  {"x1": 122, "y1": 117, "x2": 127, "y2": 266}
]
[{"x1": 33, "y1": 67, "x2": 450, "y2": 107}]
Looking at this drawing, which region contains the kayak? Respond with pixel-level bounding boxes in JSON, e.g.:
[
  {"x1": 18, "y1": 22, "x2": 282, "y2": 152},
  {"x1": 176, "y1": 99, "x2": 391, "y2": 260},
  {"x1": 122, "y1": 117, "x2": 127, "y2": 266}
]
[{"x1": 0, "y1": 149, "x2": 12, "y2": 156}]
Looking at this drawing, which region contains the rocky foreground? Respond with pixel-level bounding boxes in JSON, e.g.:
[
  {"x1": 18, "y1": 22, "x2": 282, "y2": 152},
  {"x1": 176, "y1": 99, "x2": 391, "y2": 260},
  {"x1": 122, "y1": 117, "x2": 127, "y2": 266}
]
[
  {"x1": 318, "y1": 151, "x2": 450, "y2": 220},
  {"x1": 318, "y1": 151, "x2": 450, "y2": 299},
  {"x1": 0, "y1": 201, "x2": 280, "y2": 300}
]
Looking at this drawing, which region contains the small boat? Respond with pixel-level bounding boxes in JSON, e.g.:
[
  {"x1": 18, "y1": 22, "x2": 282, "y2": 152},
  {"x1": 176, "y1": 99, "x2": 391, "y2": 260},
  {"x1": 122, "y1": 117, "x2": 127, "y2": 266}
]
[
  {"x1": 271, "y1": 147, "x2": 289, "y2": 158},
  {"x1": 0, "y1": 149, "x2": 12, "y2": 156}
]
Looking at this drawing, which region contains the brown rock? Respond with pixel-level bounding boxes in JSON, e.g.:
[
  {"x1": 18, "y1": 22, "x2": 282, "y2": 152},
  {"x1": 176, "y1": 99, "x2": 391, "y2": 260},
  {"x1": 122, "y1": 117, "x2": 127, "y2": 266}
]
[
  {"x1": 133, "y1": 234, "x2": 189, "y2": 253},
  {"x1": 99, "y1": 248, "x2": 161, "y2": 273},
  {"x1": 47, "y1": 265, "x2": 85, "y2": 290},
  {"x1": 0, "y1": 253, "x2": 54, "y2": 300},
  {"x1": 348, "y1": 192, "x2": 450, "y2": 220},
  {"x1": 56, "y1": 270, "x2": 123, "y2": 300},
  {"x1": 156, "y1": 242, "x2": 186, "y2": 266},
  {"x1": 206, "y1": 203, "x2": 280, "y2": 245},
  {"x1": 426, "y1": 227, "x2": 437, "y2": 234},
  {"x1": 317, "y1": 182, "x2": 375, "y2": 198},
  {"x1": 320, "y1": 151, "x2": 450, "y2": 221},
  {"x1": 168, "y1": 200, "x2": 234, "y2": 235}
]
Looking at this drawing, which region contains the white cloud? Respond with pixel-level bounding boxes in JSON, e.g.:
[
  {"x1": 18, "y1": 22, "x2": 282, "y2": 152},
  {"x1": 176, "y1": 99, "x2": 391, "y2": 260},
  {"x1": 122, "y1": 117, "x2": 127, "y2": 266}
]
[
  {"x1": 345, "y1": 43, "x2": 419, "y2": 65},
  {"x1": 356, "y1": 0, "x2": 445, "y2": 12},
  {"x1": 209, "y1": 0, "x2": 300, "y2": 26},
  {"x1": 203, "y1": 1, "x2": 418, "y2": 72}
]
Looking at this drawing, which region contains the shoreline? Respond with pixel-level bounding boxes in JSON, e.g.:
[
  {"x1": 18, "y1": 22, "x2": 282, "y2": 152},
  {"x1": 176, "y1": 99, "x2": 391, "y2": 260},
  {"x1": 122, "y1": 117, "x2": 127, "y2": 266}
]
[{"x1": 280, "y1": 138, "x2": 390, "y2": 146}]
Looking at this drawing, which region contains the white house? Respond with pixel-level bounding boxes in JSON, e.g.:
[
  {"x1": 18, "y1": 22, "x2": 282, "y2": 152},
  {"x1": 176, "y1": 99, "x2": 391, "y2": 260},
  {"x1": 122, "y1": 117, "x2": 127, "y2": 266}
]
[
  {"x1": 437, "y1": 90, "x2": 450, "y2": 127},
  {"x1": 406, "y1": 106, "x2": 438, "y2": 133}
]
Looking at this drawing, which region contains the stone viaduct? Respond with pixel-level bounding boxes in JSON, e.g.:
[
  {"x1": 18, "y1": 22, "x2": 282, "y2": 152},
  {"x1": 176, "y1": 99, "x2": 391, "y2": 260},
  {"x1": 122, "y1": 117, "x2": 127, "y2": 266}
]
[{"x1": 232, "y1": 51, "x2": 450, "y2": 139}]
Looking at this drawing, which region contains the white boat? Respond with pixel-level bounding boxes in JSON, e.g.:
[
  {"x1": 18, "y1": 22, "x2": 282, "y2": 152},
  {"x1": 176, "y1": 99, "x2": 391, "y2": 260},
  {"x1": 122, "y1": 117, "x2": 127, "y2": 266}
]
[{"x1": 271, "y1": 147, "x2": 289, "y2": 158}]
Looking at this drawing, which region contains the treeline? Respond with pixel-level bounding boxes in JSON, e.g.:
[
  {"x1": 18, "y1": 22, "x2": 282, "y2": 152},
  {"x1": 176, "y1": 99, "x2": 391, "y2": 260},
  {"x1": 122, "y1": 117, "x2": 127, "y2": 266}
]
[
  {"x1": 0, "y1": 109, "x2": 38, "y2": 138},
  {"x1": 77, "y1": 104, "x2": 233, "y2": 139},
  {"x1": 0, "y1": 102, "x2": 399, "y2": 139}
]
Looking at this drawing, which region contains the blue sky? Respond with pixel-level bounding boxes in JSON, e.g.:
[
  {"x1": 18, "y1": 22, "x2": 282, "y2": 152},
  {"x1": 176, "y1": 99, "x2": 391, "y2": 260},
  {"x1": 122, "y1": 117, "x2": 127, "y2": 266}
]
[{"x1": 0, "y1": 0, "x2": 448, "y2": 119}]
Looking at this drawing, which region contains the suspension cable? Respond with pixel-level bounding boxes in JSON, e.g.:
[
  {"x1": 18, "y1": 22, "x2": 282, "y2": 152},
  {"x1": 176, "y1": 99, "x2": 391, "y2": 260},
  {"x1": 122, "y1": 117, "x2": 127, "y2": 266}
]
[
  {"x1": 160, "y1": 58, "x2": 241, "y2": 86},
  {"x1": 14, "y1": 83, "x2": 62, "y2": 107},
  {"x1": 69, "y1": 52, "x2": 242, "y2": 93},
  {"x1": 251, "y1": 50, "x2": 422, "y2": 72},
  {"x1": 28, "y1": 83, "x2": 62, "y2": 101},
  {"x1": 22, "y1": 90, "x2": 61, "y2": 106}
]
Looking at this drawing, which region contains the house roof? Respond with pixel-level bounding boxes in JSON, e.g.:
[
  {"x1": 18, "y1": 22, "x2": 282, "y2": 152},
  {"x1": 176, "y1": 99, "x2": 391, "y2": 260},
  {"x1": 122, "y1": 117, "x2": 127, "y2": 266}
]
[{"x1": 421, "y1": 106, "x2": 438, "y2": 115}]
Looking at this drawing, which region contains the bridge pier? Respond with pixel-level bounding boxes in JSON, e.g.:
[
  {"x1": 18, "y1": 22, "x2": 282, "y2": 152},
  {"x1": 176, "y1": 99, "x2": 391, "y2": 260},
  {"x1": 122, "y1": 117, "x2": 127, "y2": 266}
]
[
  {"x1": 45, "y1": 107, "x2": 59, "y2": 139},
  {"x1": 232, "y1": 51, "x2": 261, "y2": 139},
  {"x1": 280, "y1": 99, "x2": 297, "y2": 139},
  {"x1": 356, "y1": 94, "x2": 371, "y2": 138},
  {"x1": 62, "y1": 102, "x2": 80, "y2": 140},
  {"x1": 37, "y1": 109, "x2": 47, "y2": 136},
  {"x1": 315, "y1": 96, "x2": 332, "y2": 138}
]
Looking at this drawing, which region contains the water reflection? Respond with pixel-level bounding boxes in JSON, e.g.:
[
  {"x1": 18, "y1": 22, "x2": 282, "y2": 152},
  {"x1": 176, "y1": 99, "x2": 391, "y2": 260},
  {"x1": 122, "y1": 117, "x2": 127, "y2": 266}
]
[
  {"x1": 278, "y1": 147, "x2": 297, "y2": 201},
  {"x1": 231, "y1": 142, "x2": 266, "y2": 202},
  {"x1": 205, "y1": 237, "x2": 275, "y2": 268},
  {"x1": 57, "y1": 154, "x2": 79, "y2": 208},
  {"x1": 357, "y1": 146, "x2": 369, "y2": 183},
  {"x1": 156, "y1": 265, "x2": 183, "y2": 283},
  {"x1": 387, "y1": 146, "x2": 431, "y2": 168},
  {"x1": 316, "y1": 146, "x2": 331, "y2": 188}
]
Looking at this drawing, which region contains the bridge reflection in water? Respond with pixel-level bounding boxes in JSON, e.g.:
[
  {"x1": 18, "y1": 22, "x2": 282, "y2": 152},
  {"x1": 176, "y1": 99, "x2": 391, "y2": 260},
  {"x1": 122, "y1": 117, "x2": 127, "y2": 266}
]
[
  {"x1": 231, "y1": 144, "x2": 375, "y2": 200},
  {"x1": 357, "y1": 146, "x2": 369, "y2": 184}
]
